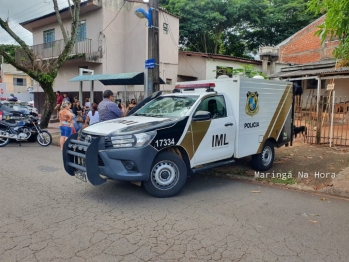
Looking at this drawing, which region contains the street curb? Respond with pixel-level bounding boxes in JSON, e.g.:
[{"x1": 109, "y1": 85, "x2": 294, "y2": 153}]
[
  {"x1": 51, "y1": 132, "x2": 60, "y2": 147},
  {"x1": 219, "y1": 172, "x2": 349, "y2": 199}
]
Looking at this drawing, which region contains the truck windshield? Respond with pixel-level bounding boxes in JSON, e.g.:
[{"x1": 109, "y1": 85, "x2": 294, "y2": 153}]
[{"x1": 134, "y1": 96, "x2": 199, "y2": 118}]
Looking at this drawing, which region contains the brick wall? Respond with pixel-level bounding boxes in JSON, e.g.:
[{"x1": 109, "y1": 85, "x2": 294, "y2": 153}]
[{"x1": 278, "y1": 16, "x2": 339, "y2": 64}]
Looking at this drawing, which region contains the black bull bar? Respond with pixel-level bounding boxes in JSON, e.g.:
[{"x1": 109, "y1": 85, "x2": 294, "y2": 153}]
[{"x1": 62, "y1": 133, "x2": 106, "y2": 185}]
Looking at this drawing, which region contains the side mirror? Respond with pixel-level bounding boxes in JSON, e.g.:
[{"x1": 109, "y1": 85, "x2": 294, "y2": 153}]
[{"x1": 192, "y1": 110, "x2": 211, "y2": 121}]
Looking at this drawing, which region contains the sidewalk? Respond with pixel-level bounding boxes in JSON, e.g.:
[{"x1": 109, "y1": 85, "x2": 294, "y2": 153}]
[
  {"x1": 49, "y1": 122, "x2": 349, "y2": 199},
  {"x1": 47, "y1": 121, "x2": 61, "y2": 147}
]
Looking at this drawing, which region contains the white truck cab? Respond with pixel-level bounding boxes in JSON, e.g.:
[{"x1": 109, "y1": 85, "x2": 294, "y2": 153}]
[{"x1": 63, "y1": 76, "x2": 293, "y2": 197}]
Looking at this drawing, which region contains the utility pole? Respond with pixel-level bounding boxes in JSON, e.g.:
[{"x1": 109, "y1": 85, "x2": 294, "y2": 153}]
[{"x1": 148, "y1": 0, "x2": 160, "y2": 94}]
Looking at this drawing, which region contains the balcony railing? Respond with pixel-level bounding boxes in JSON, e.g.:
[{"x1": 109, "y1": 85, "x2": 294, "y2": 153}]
[{"x1": 15, "y1": 38, "x2": 102, "y2": 63}]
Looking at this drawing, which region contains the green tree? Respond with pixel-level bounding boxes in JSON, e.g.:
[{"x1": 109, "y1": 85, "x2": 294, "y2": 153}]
[
  {"x1": 0, "y1": 44, "x2": 17, "y2": 62},
  {"x1": 161, "y1": 0, "x2": 320, "y2": 56},
  {"x1": 308, "y1": 0, "x2": 349, "y2": 65},
  {"x1": 165, "y1": 0, "x2": 240, "y2": 54},
  {"x1": 0, "y1": 0, "x2": 81, "y2": 128},
  {"x1": 241, "y1": 0, "x2": 320, "y2": 52}
]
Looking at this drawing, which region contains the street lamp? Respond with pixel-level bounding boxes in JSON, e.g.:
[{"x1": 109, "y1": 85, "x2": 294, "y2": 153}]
[{"x1": 134, "y1": 8, "x2": 153, "y2": 28}]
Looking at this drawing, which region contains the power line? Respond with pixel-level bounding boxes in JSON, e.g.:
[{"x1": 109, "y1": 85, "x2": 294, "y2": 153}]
[
  {"x1": 0, "y1": 0, "x2": 69, "y2": 39},
  {"x1": 105, "y1": 19, "x2": 142, "y2": 46},
  {"x1": 101, "y1": 0, "x2": 126, "y2": 33}
]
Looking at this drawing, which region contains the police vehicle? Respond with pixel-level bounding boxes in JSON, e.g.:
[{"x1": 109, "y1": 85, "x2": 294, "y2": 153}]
[{"x1": 63, "y1": 76, "x2": 293, "y2": 197}]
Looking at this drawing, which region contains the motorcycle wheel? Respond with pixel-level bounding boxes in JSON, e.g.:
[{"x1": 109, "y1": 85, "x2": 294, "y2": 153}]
[
  {"x1": 0, "y1": 137, "x2": 9, "y2": 147},
  {"x1": 37, "y1": 131, "x2": 52, "y2": 146}
]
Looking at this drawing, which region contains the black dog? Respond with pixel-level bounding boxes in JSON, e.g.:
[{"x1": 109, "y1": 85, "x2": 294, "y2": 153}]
[{"x1": 293, "y1": 125, "x2": 307, "y2": 142}]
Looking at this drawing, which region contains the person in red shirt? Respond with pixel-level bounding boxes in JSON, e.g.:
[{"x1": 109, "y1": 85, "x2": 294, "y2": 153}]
[{"x1": 55, "y1": 91, "x2": 63, "y2": 118}]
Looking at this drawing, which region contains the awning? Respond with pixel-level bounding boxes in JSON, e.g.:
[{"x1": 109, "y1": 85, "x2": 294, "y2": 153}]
[
  {"x1": 270, "y1": 67, "x2": 349, "y2": 79},
  {"x1": 69, "y1": 72, "x2": 165, "y2": 85}
]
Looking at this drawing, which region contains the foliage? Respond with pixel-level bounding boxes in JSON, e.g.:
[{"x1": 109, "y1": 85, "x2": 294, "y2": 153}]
[
  {"x1": 0, "y1": 44, "x2": 17, "y2": 62},
  {"x1": 214, "y1": 65, "x2": 266, "y2": 79},
  {"x1": 308, "y1": 0, "x2": 349, "y2": 65},
  {"x1": 0, "y1": 0, "x2": 81, "y2": 128},
  {"x1": 161, "y1": 0, "x2": 321, "y2": 57}
]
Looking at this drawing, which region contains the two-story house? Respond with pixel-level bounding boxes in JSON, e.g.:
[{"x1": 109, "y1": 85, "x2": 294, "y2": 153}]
[
  {"x1": 0, "y1": 63, "x2": 33, "y2": 101},
  {"x1": 19, "y1": 0, "x2": 179, "y2": 110}
]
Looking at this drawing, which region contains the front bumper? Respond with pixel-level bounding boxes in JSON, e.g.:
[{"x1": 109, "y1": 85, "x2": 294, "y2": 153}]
[{"x1": 62, "y1": 133, "x2": 158, "y2": 185}]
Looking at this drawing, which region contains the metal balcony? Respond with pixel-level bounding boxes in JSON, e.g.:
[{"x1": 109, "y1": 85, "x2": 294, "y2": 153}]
[{"x1": 15, "y1": 38, "x2": 102, "y2": 63}]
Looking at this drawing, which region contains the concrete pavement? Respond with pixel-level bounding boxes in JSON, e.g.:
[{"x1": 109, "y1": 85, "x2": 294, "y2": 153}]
[{"x1": 1, "y1": 143, "x2": 349, "y2": 261}]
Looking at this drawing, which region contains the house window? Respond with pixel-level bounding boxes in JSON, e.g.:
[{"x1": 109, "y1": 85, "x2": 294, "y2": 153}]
[
  {"x1": 43, "y1": 29, "x2": 55, "y2": 48},
  {"x1": 163, "y1": 23, "x2": 168, "y2": 34},
  {"x1": 166, "y1": 78, "x2": 172, "y2": 85},
  {"x1": 216, "y1": 66, "x2": 233, "y2": 78},
  {"x1": 306, "y1": 79, "x2": 326, "y2": 89},
  {"x1": 13, "y1": 78, "x2": 26, "y2": 86},
  {"x1": 77, "y1": 21, "x2": 86, "y2": 42},
  {"x1": 79, "y1": 66, "x2": 89, "y2": 74}
]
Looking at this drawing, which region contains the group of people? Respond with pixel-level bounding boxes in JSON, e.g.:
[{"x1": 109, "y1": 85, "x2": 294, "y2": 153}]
[{"x1": 58, "y1": 89, "x2": 137, "y2": 150}]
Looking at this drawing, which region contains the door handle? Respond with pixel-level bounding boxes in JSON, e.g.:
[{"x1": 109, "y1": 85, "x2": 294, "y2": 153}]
[{"x1": 225, "y1": 123, "x2": 233, "y2": 126}]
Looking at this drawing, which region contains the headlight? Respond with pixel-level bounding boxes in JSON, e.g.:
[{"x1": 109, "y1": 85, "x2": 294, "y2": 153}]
[{"x1": 110, "y1": 131, "x2": 156, "y2": 148}]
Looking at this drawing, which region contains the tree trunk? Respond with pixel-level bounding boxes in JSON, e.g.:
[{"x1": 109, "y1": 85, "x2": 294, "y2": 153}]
[{"x1": 40, "y1": 82, "x2": 55, "y2": 129}]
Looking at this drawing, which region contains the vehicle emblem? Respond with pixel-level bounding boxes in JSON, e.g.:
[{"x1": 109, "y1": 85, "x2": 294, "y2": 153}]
[
  {"x1": 245, "y1": 91, "x2": 259, "y2": 117},
  {"x1": 85, "y1": 135, "x2": 92, "y2": 143}
]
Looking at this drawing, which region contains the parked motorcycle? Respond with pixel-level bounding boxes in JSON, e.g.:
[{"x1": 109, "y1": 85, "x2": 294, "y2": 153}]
[{"x1": 0, "y1": 116, "x2": 52, "y2": 147}]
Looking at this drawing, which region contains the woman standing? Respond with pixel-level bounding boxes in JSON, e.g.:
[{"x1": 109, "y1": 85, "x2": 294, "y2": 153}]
[
  {"x1": 86, "y1": 103, "x2": 99, "y2": 126},
  {"x1": 126, "y1": 99, "x2": 137, "y2": 114},
  {"x1": 59, "y1": 102, "x2": 74, "y2": 150},
  {"x1": 85, "y1": 98, "x2": 91, "y2": 109},
  {"x1": 73, "y1": 101, "x2": 84, "y2": 132}
]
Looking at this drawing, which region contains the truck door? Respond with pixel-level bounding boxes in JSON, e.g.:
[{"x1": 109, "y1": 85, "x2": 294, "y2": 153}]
[{"x1": 191, "y1": 95, "x2": 235, "y2": 166}]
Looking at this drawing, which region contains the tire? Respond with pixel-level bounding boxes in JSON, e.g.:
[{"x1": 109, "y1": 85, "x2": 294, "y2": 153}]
[
  {"x1": 143, "y1": 151, "x2": 188, "y2": 198},
  {"x1": 0, "y1": 137, "x2": 10, "y2": 147},
  {"x1": 37, "y1": 131, "x2": 52, "y2": 146},
  {"x1": 27, "y1": 134, "x2": 38, "y2": 142},
  {"x1": 252, "y1": 140, "x2": 274, "y2": 171}
]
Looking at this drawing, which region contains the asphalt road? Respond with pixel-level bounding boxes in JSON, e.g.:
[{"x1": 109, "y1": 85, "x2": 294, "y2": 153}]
[{"x1": 1, "y1": 143, "x2": 349, "y2": 262}]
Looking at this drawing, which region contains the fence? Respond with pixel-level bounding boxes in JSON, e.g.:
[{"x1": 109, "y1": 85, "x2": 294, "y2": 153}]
[
  {"x1": 294, "y1": 94, "x2": 349, "y2": 146},
  {"x1": 15, "y1": 38, "x2": 95, "y2": 62}
]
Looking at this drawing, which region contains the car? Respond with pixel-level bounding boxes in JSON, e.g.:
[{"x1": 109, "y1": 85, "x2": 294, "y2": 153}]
[{"x1": 0, "y1": 101, "x2": 31, "y2": 122}]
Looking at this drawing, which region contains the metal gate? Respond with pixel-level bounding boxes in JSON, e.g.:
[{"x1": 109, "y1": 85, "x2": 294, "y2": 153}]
[{"x1": 294, "y1": 95, "x2": 349, "y2": 146}]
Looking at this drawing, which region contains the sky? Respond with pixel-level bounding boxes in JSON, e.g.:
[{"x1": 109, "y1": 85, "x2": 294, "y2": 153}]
[{"x1": 0, "y1": 0, "x2": 74, "y2": 45}]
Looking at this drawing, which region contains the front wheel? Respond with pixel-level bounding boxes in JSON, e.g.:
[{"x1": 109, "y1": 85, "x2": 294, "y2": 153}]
[
  {"x1": 143, "y1": 151, "x2": 188, "y2": 198},
  {"x1": 37, "y1": 130, "x2": 52, "y2": 146},
  {"x1": 252, "y1": 140, "x2": 274, "y2": 171}
]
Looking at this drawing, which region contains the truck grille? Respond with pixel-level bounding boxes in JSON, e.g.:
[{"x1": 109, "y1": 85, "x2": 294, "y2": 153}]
[{"x1": 66, "y1": 133, "x2": 104, "y2": 171}]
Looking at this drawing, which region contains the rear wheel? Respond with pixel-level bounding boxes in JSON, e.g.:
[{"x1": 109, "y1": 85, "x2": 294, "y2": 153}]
[
  {"x1": 37, "y1": 131, "x2": 52, "y2": 146},
  {"x1": 0, "y1": 136, "x2": 9, "y2": 147},
  {"x1": 143, "y1": 151, "x2": 187, "y2": 198},
  {"x1": 252, "y1": 140, "x2": 274, "y2": 171}
]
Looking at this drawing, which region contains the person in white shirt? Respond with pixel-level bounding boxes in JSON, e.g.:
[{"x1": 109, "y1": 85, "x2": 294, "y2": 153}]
[{"x1": 86, "y1": 103, "x2": 99, "y2": 125}]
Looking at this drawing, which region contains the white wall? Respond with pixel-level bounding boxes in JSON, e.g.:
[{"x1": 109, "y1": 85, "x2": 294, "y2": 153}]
[
  {"x1": 205, "y1": 59, "x2": 262, "y2": 80},
  {"x1": 178, "y1": 55, "x2": 207, "y2": 80}
]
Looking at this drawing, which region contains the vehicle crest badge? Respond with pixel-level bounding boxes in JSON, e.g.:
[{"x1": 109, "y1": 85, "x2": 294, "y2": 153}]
[
  {"x1": 85, "y1": 135, "x2": 92, "y2": 143},
  {"x1": 245, "y1": 91, "x2": 259, "y2": 116}
]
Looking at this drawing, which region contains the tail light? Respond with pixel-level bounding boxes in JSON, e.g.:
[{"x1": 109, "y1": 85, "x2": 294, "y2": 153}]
[{"x1": 0, "y1": 111, "x2": 2, "y2": 121}]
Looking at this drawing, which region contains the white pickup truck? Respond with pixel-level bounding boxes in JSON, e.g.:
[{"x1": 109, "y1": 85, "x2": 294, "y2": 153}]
[{"x1": 63, "y1": 76, "x2": 294, "y2": 197}]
